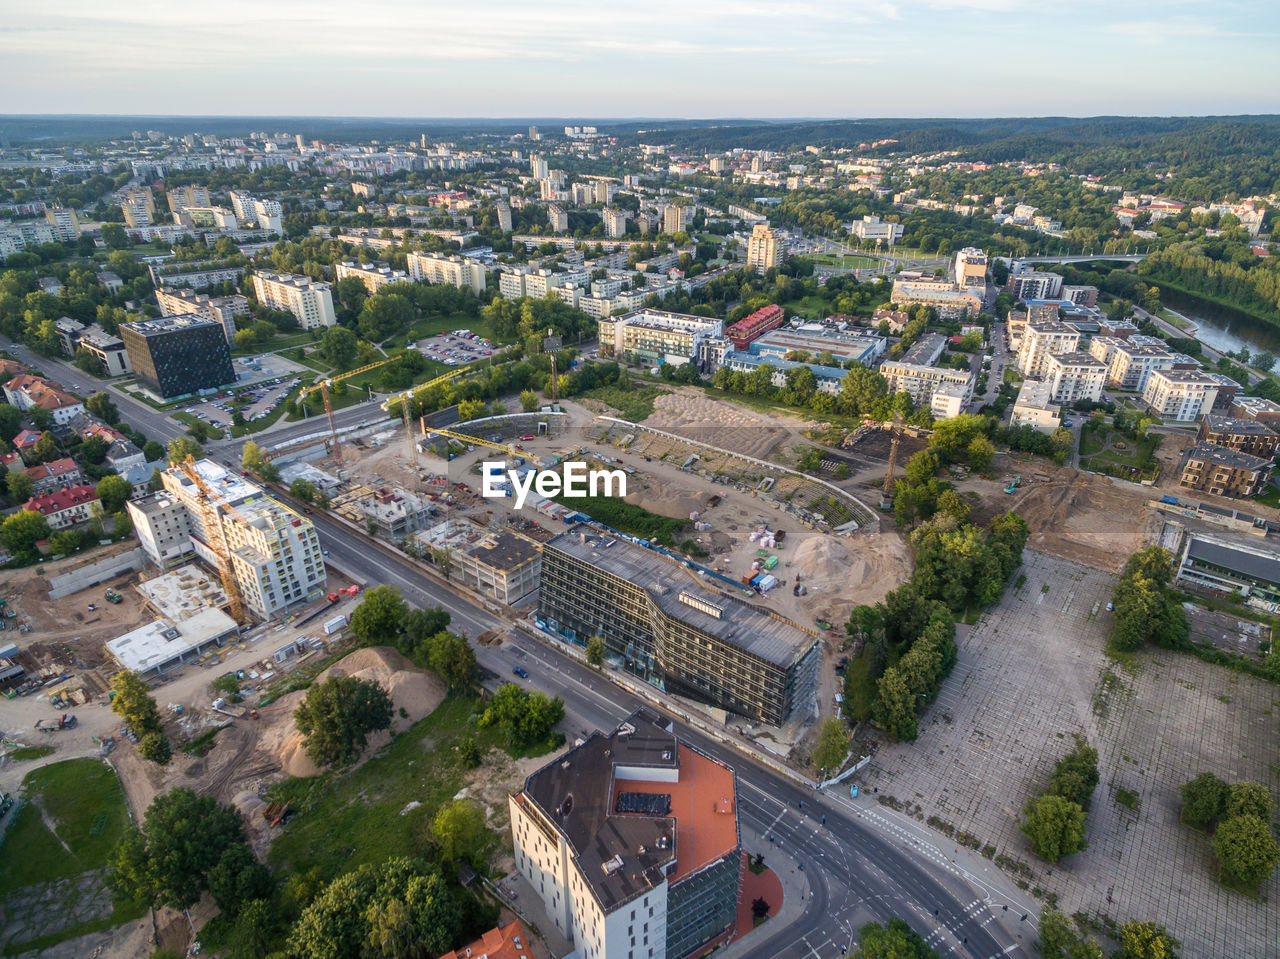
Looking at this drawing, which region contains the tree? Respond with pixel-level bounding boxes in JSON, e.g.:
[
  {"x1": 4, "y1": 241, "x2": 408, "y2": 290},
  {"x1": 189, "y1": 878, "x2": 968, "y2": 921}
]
[
  {"x1": 30, "y1": 430, "x2": 60, "y2": 464},
  {"x1": 458, "y1": 397, "x2": 487, "y2": 421},
  {"x1": 239, "y1": 440, "x2": 280, "y2": 482},
  {"x1": 107, "y1": 787, "x2": 254, "y2": 912},
  {"x1": 86, "y1": 392, "x2": 120, "y2": 424},
  {"x1": 519, "y1": 389, "x2": 540, "y2": 412},
  {"x1": 1115, "y1": 920, "x2": 1182, "y2": 959},
  {"x1": 0, "y1": 509, "x2": 49, "y2": 554},
  {"x1": 186, "y1": 420, "x2": 211, "y2": 442},
  {"x1": 0, "y1": 404, "x2": 22, "y2": 442},
  {"x1": 349, "y1": 584, "x2": 408, "y2": 645},
  {"x1": 97, "y1": 474, "x2": 133, "y2": 513},
  {"x1": 401, "y1": 605, "x2": 452, "y2": 653},
  {"x1": 143, "y1": 440, "x2": 165, "y2": 461},
  {"x1": 967, "y1": 434, "x2": 994, "y2": 472},
  {"x1": 849, "y1": 918, "x2": 937, "y2": 959},
  {"x1": 1047, "y1": 737, "x2": 1100, "y2": 809},
  {"x1": 5, "y1": 470, "x2": 34, "y2": 504},
  {"x1": 207, "y1": 844, "x2": 273, "y2": 917},
  {"x1": 294, "y1": 675, "x2": 394, "y2": 768},
  {"x1": 431, "y1": 798, "x2": 486, "y2": 866},
  {"x1": 358, "y1": 292, "x2": 415, "y2": 341},
  {"x1": 811, "y1": 716, "x2": 849, "y2": 775},
  {"x1": 110, "y1": 670, "x2": 162, "y2": 736},
  {"x1": 874, "y1": 667, "x2": 918, "y2": 742},
  {"x1": 1037, "y1": 908, "x2": 1105, "y2": 959},
  {"x1": 101, "y1": 223, "x2": 130, "y2": 249},
  {"x1": 138, "y1": 732, "x2": 172, "y2": 766},
  {"x1": 319, "y1": 326, "x2": 360, "y2": 371},
  {"x1": 74, "y1": 346, "x2": 106, "y2": 377},
  {"x1": 420, "y1": 631, "x2": 478, "y2": 690},
  {"x1": 225, "y1": 898, "x2": 279, "y2": 959},
  {"x1": 1180, "y1": 772, "x2": 1229, "y2": 827},
  {"x1": 1021, "y1": 794, "x2": 1087, "y2": 862},
  {"x1": 80, "y1": 434, "x2": 109, "y2": 464},
  {"x1": 586, "y1": 634, "x2": 605, "y2": 667},
  {"x1": 751, "y1": 897, "x2": 770, "y2": 920},
  {"x1": 288, "y1": 858, "x2": 460, "y2": 959},
  {"x1": 479, "y1": 683, "x2": 564, "y2": 750},
  {"x1": 166, "y1": 436, "x2": 203, "y2": 465},
  {"x1": 290, "y1": 478, "x2": 320, "y2": 503},
  {"x1": 1213, "y1": 814, "x2": 1280, "y2": 887},
  {"x1": 1253, "y1": 351, "x2": 1276, "y2": 373},
  {"x1": 1225, "y1": 780, "x2": 1274, "y2": 821}
]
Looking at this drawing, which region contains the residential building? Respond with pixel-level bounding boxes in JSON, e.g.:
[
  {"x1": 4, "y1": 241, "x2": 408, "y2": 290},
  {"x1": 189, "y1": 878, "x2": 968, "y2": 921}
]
[
  {"x1": 890, "y1": 281, "x2": 982, "y2": 320},
  {"x1": 23, "y1": 484, "x2": 99, "y2": 530},
  {"x1": 663, "y1": 204, "x2": 687, "y2": 235},
  {"x1": 541, "y1": 529, "x2": 819, "y2": 724},
  {"x1": 1007, "y1": 271, "x2": 1064, "y2": 301},
  {"x1": 24, "y1": 457, "x2": 82, "y2": 496},
  {"x1": 848, "y1": 215, "x2": 903, "y2": 246},
  {"x1": 252, "y1": 198, "x2": 284, "y2": 234},
  {"x1": 723, "y1": 352, "x2": 847, "y2": 394},
  {"x1": 1179, "y1": 445, "x2": 1271, "y2": 498},
  {"x1": 44, "y1": 206, "x2": 80, "y2": 242},
  {"x1": 1142, "y1": 369, "x2": 1220, "y2": 421},
  {"x1": 334, "y1": 260, "x2": 410, "y2": 294},
  {"x1": 79, "y1": 329, "x2": 132, "y2": 376},
  {"x1": 1197, "y1": 415, "x2": 1280, "y2": 457},
  {"x1": 120, "y1": 315, "x2": 236, "y2": 400},
  {"x1": 252, "y1": 271, "x2": 338, "y2": 329},
  {"x1": 1010, "y1": 380, "x2": 1061, "y2": 433},
  {"x1": 176, "y1": 206, "x2": 239, "y2": 230},
  {"x1": 598, "y1": 310, "x2": 723, "y2": 366},
  {"x1": 872, "y1": 308, "x2": 910, "y2": 334},
  {"x1": 148, "y1": 260, "x2": 245, "y2": 289},
  {"x1": 494, "y1": 199, "x2": 513, "y2": 233},
  {"x1": 1043, "y1": 351, "x2": 1106, "y2": 406},
  {"x1": 1231, "y1": 396, "x2": 1280, "y2": 427},
  {"x1": 509, "y1": 707, "x2": 740, "y2": 959},
  {"x1": 602, "y1": 207, "x2": 629, "y2": 239},
  {"x1": 0, "y1": 219, "x2": 57, "y2": 255},
  {"x1": 594, "y1": 179, "x2": 617, "y2": 205},
  {"x1": 879, "y1": 360, "x2": 974, "y2": 409},
  {"x1": 406, "y1": 252, "x2": 489, "y2": 295},
  {"x1": 155, "y1": 287, "x2": 248, "y2": 344},
  {"x1": 1016, "y1": 319, "x2": 1080, "y2": 378},
  {"x1": 746, "y1": 223, "x2": 784, "y2": 273},
  {"x1": 930, "y1": 381, "x2": 970, "y2": 419},
  {"x1": 749, "y1": 326, "x2": 885, "y2": 367},
  {"x1": 105, "y1": 439, "x2": 146, "y2": 473},
  {"x1": 710, "y1": 156, "x2": 727, "y2": 173},
  {"x1": 1203, "y1": 372, "x2": 1241, "y2": 412},
  {"x1": 1104, "y1": 342, "x2": 1174, "y2": 392},
  {"x1": 127, "y1": 492, "x2": 196, "y2": 569},
  {"x1": 726, "y1": 304, "x2": 785, "y2": 350},
  {"x1": 120, "y1": 188, "x2": 156, "y2": 227},
  {"x1": 1176, "y1": 534, "x2": 1280, "y2": 612},
  {"x1": 436, "y1": 921, "x2": 532, "y2": 959},
  {"x1": 416, "y1": 523, "x2": 542, "y2": 605},
  {"x1": 2, "y1": 375, "x2": 85, "y2": 426},
  {"x1": 166, "y1": 185, "x2": 211, "y2": 221},
  {"x1": 953, "y1": 247, "x2": 988, "y2": 288},
  {"x1": 1062, "y1": 285, "x2": 1099, "y2": 307},
  {"x1": 547, "y1": 203, "x2": 569, "y2": 233}
]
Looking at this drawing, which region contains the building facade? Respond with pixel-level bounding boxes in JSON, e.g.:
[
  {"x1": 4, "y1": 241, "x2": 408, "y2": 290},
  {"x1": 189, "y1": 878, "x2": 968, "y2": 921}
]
[
  {"x1": 1179, "y1": 445, "x2": 1272, "y2": 498},
  {"x1": 1143, "y1": 370, "x2": 1220, "y2": 421},
  {"x1": 251, "y1": 271, "x2": 338, "y2": 329},
  {"x1": 406, "y1": 252, "x2": 489, "y2": 295},
  {"x1": 1016, "y1": 320, "x2": 1080, "y2": 378},
  {"x1": 745, "y1": 224, "x2": 783, "y2": 273},
  {"x1": 155, "y1": 287, "x2": 248, "y2": 344},
  {"x1": 120, "y1": 316, "x2": 236, "y2": 400},
  {"x1": 1043, "y1": 351, "x2": 1106, "y2": 406},
  {"x1": 334, "y1": 260, "x2": 411, "y2": 294},
  {"x1": 1197, "y1": 415, "x2": 1280, "y2": 457}
]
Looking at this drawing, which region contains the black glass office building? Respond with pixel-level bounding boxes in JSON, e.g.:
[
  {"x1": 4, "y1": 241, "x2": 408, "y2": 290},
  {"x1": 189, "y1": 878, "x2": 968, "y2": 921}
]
[{"x1": 120, "y1": 315, "x2": 236, "y2": 400}]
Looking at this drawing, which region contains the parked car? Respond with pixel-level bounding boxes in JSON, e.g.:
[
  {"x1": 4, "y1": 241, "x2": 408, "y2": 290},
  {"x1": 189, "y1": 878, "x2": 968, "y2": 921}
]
[{"x1": 512, "y1": 666, "x2": 529, "y2": 679}]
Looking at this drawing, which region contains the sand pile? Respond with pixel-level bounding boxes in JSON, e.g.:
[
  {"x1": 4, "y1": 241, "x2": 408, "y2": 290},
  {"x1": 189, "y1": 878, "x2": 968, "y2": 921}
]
[
  {"x1": 256, "y1": 647, "x2": 448, "y2": 778},
  {"x1": 645, "y1": 393, "x2": 805, "y2": 459},
  {"x1": 792, "y1": 537, "x2": 864, "y2": 593},
  {"x1": 625, "y1": 486, "x2": 712, "y2": 521}
]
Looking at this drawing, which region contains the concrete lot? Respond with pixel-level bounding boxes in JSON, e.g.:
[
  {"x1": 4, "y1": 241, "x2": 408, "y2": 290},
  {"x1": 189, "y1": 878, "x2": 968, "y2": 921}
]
[
  {"x1": 861, "y1": 550, "x2": 1280, "y2": 958},
  {"x1": 179, "y1": 374, "x2": 302, "y2": 429},
  {"x1": 415, "y1": 329, "x2": 495, "y2": 366}
]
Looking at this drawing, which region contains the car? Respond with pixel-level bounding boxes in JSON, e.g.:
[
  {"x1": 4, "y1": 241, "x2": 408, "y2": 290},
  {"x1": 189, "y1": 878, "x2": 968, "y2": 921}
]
[
  {"x1": 520, "y1": 434, "x2": 536, "y2": 441},
  {"x1": 1105, "y1": 602, "x2": 1114, "y2": 612},
  {"x1": 512, "y1": 666, "x2": 529, "y2": 679}
]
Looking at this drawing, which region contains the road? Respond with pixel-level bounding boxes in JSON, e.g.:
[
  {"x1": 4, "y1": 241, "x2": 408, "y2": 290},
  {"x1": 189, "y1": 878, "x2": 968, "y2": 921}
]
[{"x1": 312, "y1": 510, "x2": 1031, "y2": 959}]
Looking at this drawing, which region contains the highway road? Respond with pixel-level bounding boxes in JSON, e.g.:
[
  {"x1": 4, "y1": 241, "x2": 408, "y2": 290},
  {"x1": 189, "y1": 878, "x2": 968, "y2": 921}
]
[{"x1": 309, "y1": 509, "x2": 1032, "y2": 959}]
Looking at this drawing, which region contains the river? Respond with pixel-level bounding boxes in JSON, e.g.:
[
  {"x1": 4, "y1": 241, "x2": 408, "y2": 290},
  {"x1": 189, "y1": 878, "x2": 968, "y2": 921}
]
[{"x1": 1161, "y1": 287, "x2": 1280, "y2": 357}]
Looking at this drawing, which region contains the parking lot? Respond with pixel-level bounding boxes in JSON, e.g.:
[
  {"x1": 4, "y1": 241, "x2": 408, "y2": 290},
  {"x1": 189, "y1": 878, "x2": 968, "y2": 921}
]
[
  {"x1": 414, "y1": 328, "x2": 496, "y2": 366},
  {"x1": 177, "y1": 375, "x2": 301, "y2": 429},
  {"x1": 859, "y1": 550, "x2": 1280, "y2": 958}
]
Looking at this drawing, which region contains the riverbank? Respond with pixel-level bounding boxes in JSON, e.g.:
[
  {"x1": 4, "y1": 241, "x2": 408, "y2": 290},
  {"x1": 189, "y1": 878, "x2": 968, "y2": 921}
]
[{"x1": 1153, "y1": 281, "x2": 1280, "y2": 355}]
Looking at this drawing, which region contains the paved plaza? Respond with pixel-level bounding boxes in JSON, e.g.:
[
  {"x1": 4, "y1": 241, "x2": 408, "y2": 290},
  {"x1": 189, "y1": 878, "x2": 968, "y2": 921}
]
[{"x1": 862, "y1": 550, "x2": 1280, "y2": 958}]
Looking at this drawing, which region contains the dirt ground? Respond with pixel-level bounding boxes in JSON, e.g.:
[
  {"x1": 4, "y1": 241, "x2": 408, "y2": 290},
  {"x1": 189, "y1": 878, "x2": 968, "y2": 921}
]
[{"x1": 644, "y1": 388, "x2": 819, "y2": 462}]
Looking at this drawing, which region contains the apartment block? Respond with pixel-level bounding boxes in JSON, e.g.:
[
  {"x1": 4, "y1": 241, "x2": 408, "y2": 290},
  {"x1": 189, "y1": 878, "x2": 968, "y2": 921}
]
[
  {"x1": 547, "y1": 203, "x2": 569, "y2": 233},
  {"x1": 879, "y1": 361, "x2": 974, "y2": 409},
  {"x1": 509, "y1": 707, "x2": 739, "y2": 959},
  {"x1": 494, "y1": 199, "x2": 513, "y2": 233},
  {"x1": 1230, "y1": 396, "x2": 1280, "y2": 427},
  {"x1": 406, "y1": 252, "x2": 489, "y2": 295},
  {"x1": 726, "y1": 304, "x2": 785, "y2": 350},
  {"x1": 127, "y1": 492, "x2": 196, "y2": 569},
  {"x1": 1062, "y1": 285, "x2": 1099, "y2": 307},
  {"x1": 120, "y1": 188, "x2": 156, "y2": 227},
  {"x1": 1007, "y1": 271, "x2": 1064, "y2": 300},
  {"x1": 166, "y1": 185, "x2": 211, "y2": 220},
  {"x1": 44, "y1": 206, "x2": 80, "y2": 242},
  {"x1": 1104, "y1": 342, "x2": 1174, "y2": 392},
  {"x1": 1043, "y1": 351, "x2": 1106, "y2": 405},
  {"x1": 1179, "y1": 445, "x2": 1272, "y2": 498},
  {"x1": 597, "y1": 310, "x2": 723, "y2": 365},
  {"x1": 155, "y1": 287, "x2": 248, "y2": 344},
  {"x1": 540, "y1": 529, "x2": 819, "y2": 725},
  {"x1": 602, "y1": 207, "x2": 629, "y2": 239},
  {"x1": 746, "y1": 223, "x2": 784, "y2": 273},
  {"x1": 1016, "y1": 319, "x2": 1080, "y2": 378},
  {"x1": 1010, "y1": 380, "x2": 1061, "y2": 433},
  {"x1": 334, "y1": 260, "x2": 410, "y2": 294},
  {"x1": 79, "y1": 329, "x2": 132, "y2": 376},
  {"x1": 1197, "y1": 415, "x2": 1280, "y2": 458},
  {"x1": 1142, "y1": 369, "x2": 1220, "y2": 421},
  {"x1": 252, "y1": 271, "x2": 337, "y2": 329},
  {"x1": 663, "y1": 203, "x2": 687, "y2": 235},
  {"x1": 953, "y1": 247, "x2": 988, "y2": 288},
  {"x1": 890, "y1": 281, "x2": 983, "y2": 320}
]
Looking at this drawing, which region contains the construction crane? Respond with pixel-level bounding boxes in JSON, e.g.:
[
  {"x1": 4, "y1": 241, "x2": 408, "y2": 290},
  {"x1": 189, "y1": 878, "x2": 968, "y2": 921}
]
[
  {"x1": 177, "y1": 455, "x2": 248, "y2": 624},
  {"x1": 421, "y1": 425, "x2": 518, "y2": 459},
  {"x1": 880, "y1": 412, "x2": 906, "y2": 510},
  {"x1": 402, "y1": 398, "x2": 418, "y2": 484},
  {"x1": 549, "y1": 351, "x2": 559, "y2": 405}
]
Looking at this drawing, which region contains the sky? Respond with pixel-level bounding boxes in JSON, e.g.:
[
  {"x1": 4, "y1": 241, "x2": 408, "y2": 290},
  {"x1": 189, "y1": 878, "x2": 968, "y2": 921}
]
[{"x1": 2, "y1": 0, "x2": 1278, "y2": 118}]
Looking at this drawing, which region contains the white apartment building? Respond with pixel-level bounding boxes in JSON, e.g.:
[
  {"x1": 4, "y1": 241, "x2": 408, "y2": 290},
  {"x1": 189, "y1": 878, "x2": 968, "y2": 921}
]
[
  {"x1": 334, "y1": 260, "x2": 410, "y2": 294},
  {"x1": 251, "y1": 271, "x2": 337, "y2": 329},
  {"x1": 848, "y1": 215, "x2": 903, "y2": 245},
  {"x1": 494, "y1": 199, "x2": 513, "y2": 233},
  {"x1": 79, "y1": 329, "x2": 132, "y2": 376},
  {"x1": 603, "y1": 207, "x2": 629, "y2": 239},
  {"x1": 128, "y1": 492, "x2": 195, "y2": 569},
  {"x1": 0, "y1": 219, "x2": 58, "y2": 256},
  {"x1": 1104, "y1": 342, "x2": 1174, "y2": 392},
  {"x1": 1017, "y1": 320, "x2": 1080, "y2": 378},
  {"x1": 746, "y1": 223, "x2": 784, "y2": 273},
  {"x1": 1044, "y1": 351, "x2": 1106, "y2": 405},
  {"x1": 547, "y1": 203, "x2": 569, "y2": 232},
  {"x1": 879, "y1": 361, "x2": 975, "y2": 409},
  {"x1": 1143, "y1": 370, "x2": 1220, "y2": 422},
  {"x1": 953, "y1": 247, "x2": 988, "y2": 288},
  {"x1": 1010, "y1": 380, "x2": 1061, "y2": 433},
  {"x1": 44, "y1": 206, "x2": 80, "y2": 242},
  {"x1": 594, "y1": 180, "x2": 618, "y2": 205},
  {"x1": 253, "y1": 198, "x2": 284, "y2": 234},
  {"x1": 929, "y1": 381, "x2": 970, "y2": 419},
  {"x1": 598, "y1": 310, "x2": 723, "y2": 364},
  {"x1": 1008, "y1": 271, "x2": 1064, "y2": 301},
  {"x1": 155, "y1": 287, "x2": 248, "y2": 344},
  {"x1": 406, "y1": 252, "x2": 489, "y2": 295},
  {"x1": 663, "y1": 204, "x2": 687, "y2": 235}
]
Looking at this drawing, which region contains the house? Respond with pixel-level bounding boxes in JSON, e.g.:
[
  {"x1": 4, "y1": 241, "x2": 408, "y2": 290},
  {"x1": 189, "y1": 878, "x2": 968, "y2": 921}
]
[
  {"x1": 105, "y1": 439, "x2": 146, "y2": 473},
  {"x1": 22, "y1": 484, "x2": 99, "y2": 530},
  {"x1": 435, "y1": 921, "x2": 532, "y2": 959},
  {"x1": 23, "y1": 457, "x2": 83, "y2": 495},
  {"x1": 12, "y1": 429, "x2": 43, "y2": 463},
  {"x1": 2, "y1": 375, "x2": 85, "y2": 427}
]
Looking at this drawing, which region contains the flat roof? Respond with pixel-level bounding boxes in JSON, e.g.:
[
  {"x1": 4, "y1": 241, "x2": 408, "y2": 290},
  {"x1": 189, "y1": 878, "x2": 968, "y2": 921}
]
[
  {"x1": 107, "y1": 608, "x2": 238, "y2": 672},
  {"x1": 1202, "y1": 415, "x2": 1277, "y2": 437},
  {"x1": 122, "y1": 314, "x2": 222, "y2": 336},
  {"x1": 519, "y1": 708, "x2": 736, "y2": 912},
  {"x1": 1185, "y1": 536, "x2": 1280, "y2": 585},
  {"x1": 548, "y1": 529, "x2": 816, "y2": 668},
  {"x1": 1186, "y1": 443, "x2": 1271, "y2": 471},
  {"x1": 137, "y1": 563, "x2": 228, "y2": 621},
  {"x1": 164, "y1": 458, "x2": 261, "y2": 510}
]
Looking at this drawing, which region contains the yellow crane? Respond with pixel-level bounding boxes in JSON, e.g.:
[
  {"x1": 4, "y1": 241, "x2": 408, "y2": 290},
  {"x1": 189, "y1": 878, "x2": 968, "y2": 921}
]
[
  {"x1": 421, "y1": 425, "x2": 519, "y2": 458},
  {"x1": 177, "y1": 455, "x2": 248, "y2": 624}
]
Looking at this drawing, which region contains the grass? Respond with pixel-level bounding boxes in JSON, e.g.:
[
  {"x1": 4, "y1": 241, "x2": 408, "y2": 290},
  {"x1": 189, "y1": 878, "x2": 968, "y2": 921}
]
[
  {"x1": 181, "y1": 724, "x2": 228, "y2": 756},
  {"x1": 384, "y1": 312, "x2": 510, "y2": 351},
  {"x1": 1254, "y1": 486, "x2": 1280, "y2": 509},
  {"x1": 804, "y1": 252, "x2": 879, "y2": 269},
  {"x1": 5, "y1": 746, "x2": 55, "y2": 761},
  {"x1": 1078, "y1": 425, "x2": 1159, "y2": 479},
  {"x1": 266, "y1": 693, "x2": 528, "y2": 883},
  {"x1": 840, "y1": 651, "x2": 877, "y2": 722},
  {"x1": 172, "y1": 411, "x2": 225, "y2": 440},
  {"x1": 551, "y1": 493, "x2": 690, "y2": 546},
  {"x1": 578, "y1": 383, "x2": 669, "y2": 421},
  {"x1": 1115, "y1": 787, "x2": 1140, "y2": 810},
  {"x1": 281, "y1": 346, "x2": 333, "y2": 373}
]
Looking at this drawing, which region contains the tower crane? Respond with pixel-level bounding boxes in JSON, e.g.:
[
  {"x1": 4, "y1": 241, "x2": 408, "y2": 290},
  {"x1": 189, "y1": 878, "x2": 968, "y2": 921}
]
[
  {"x1": 880, "y1": 411, "x2": 906, "y2": 511},
  {"x1": 420, "y1": 425, "x2": 519, "y2": 459}
]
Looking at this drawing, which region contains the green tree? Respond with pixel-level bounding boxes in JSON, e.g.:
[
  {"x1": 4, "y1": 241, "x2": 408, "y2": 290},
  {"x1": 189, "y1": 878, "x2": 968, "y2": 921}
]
[
  {"x1": 138, "y1": 732, "x2": 171, "y2": 766},
  {"x1": 97, "y1": 474, "x2": 133, "y2": 513},
  {"x1": 401, "y1": 605, "x2": 452, "y2": 653},
  {"x1": 431, "y1": 798, "x2": 487, "y2": 866},
  {"x1": 1180, "y1": 772, "x2": 1229, "y2": 827},
  {"x1": 0, "y1": 404, "x2": 22, "y2": 441},
  {"x1": 294, "y1": 675, "x2": 395, "y2": 768},
  {"x1": 239, "y1": 440, "x2": 280, "y2": 482},
  {"x1": 358, "y1": 292, "x2": 415, "y2": 341},
  {"x1": 458, "y1": 397, "x2": 487, "y2": 421},
  {"x1": 290, "y1": 478, "x2": 319, "y2": 504},
  {"x1": 519, "y1": 389, "x2": 540, "y2": 412},
  {"x1": 1213, "y1": 814, "x2": 1280, "y2": 887},
  {"x1": 349, "y1": 584, "x2": 408, "y2": 645},
  {"x1": 142, "y1": 440, "x2": 165, "y2": 461},
  {"x1": 1021, "y1": 794, "x2": 1088, "y2": 862},
  {"x1": 1037, "y1": 908, "x2": 1105, "y2": 959},
  {"x1": 86, "y1": 392, "x2": 120, "y2": 423},
  {"x1": 109, "y1": 670, "x2": 162, "y2": 736},
  {"x1": 874, "y1": 667, "x2": 918, "y2": 742},
  {"x1": 225, "y1": 898, "x2": 278, "y2": 959},
  {"x1": 1253, "y1": 351, "x2": 1276, "y2": 373},
  {"x1": 811, "y1": 716, "x2": 849, "y2": 775},
  {"x1": 0, "y1": 509, "x2": 50, "y2": 554},
  {"x1": 420, "y1": 630, "x2": 478, "y2": 690},
  {"x1": 1114, "y1": 920, "x2": 1182, "y2": 959},
  {"x1": 1047, "y1": 737, "x2": 1100, "y2": 809},
  {"x1": 1225, "y1": 780, "x2": 1274, "y2": 821},
  {"x1": 967, "y1": 434, "x2": 994, "y2": 472},
  {"x1": 80, "y1": 434, "x2": 109, "y2": 464},
  {"x1": 479, "y1": 683, "x2": 564, "y2": 750},
  {"x1": 586, "y1": 634, "x2": 606, "y2": 667},
  {"x1": 5, "y1": 471, "x2": 34, "y2": 504},
  {"x1": 74, "y1": 346, "x2": 106, "y2": 377},
  {"x1": 318, "y1": 325, "x2": 360, "y2": 370},
  {"x1": 166, "y1": 436, "x2": 203, "y2": 465},
  {"x1": 29, "y1": 430, "x2": 60, "y2": 463},
  {"x1": 206, "y1": 844, "x2": 274, "y2": 918},
  {"x1": 849, "y1": 917, "x2": 937, "y2": 959}
]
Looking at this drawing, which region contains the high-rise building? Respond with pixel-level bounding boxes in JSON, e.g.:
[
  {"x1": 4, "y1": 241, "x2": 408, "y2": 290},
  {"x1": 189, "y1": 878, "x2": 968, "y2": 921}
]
[
  {"x1": 166, "y1": 185, "x2": 211, "y2": 222},
  {"x1": 530, "y1": 155, "x2": 549, "y2": 179},
  {"x1": 594, "y1": 179, "x2": 616, "y2": 205},
  {"x1": 953, "y1": 247, "x2": 988, "y2": 288},
  {"x1": 253, "y1": 198, "x2": 284, "y2": 234},
  {"x1": 509, "y1": 707, "x2": 740, "y2": 959},
  {"x1": 602, "y1": 207, "x2": 629, "y2": 239},
  {"x1": 663, "y1": 203, "x2": 687, "y2": 235},
  {"x1": 405, "y1": 252, "x2": 489, "y2": 295},
  {"x1": 119, "y1": 315, "x2": 236, "y2": 400},
  {"x1": 494, "y1": 199, "x2": 512, "y2": 233},
  {"x1": 539, "y1": 527, "x2": 818, "y2": 725},
  {"x1": 528, "y1": 125, "x2": 540, "y2": 141},
  {"x1": 1143, "y1": 369, "x2": 1221, "y2": 421},
  {"x1": 334, "y1": 261, "x2": 410, "y2": 294},
  {"x1": 746, "y1": 223, "x2": 784, "y2": 273},
  {"x1": 120, "y1": 188, "x2": 156, "y2": 227},
  {"x1": 547, "y1": 202, "x2": 568, "y2": 233},
  {"x1": 709, "y1": 155, "x2": 726, "y2": 173},
  {"x1": 155, "y1": 287, "x2": 247, "y2": 345},
  {"x1": 1016, "y1": 319, "x2": 1080, "y2": 378},
  {"x1": 44, "y1": 206, "x2": 80, "y2": 242},
  {"x1": 251, "y1": 272, "x2": 337, "y2": 329}
]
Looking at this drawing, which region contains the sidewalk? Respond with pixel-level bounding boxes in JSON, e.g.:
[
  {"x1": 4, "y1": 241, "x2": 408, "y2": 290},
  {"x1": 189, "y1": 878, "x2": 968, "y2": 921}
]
[{"x1": 712, "y1": 818, "x2": 812, "y2": 959}]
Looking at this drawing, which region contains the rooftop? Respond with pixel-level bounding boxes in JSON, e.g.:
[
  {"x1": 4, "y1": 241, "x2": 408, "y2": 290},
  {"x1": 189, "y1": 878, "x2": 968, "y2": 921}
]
[
  {"x1": 122, "y1": 314, "x2": 223, "y2": 337},
  {"x1": 436, "y1": 921, "x2": 532, "y2": 959},
  {"x1": 137, "y1": 563, "x2": 229, "y2": 622},
  {"x1": 23, "y1": 483, "x2": 97, "y2": 515},
  {"x1": 106, "y1": 608, "x2": 239, "y2": 673},
  {"x1": 547, "y1": 529, "x2": 817, "y2": 669},
  {"x1": 1185, "y1": 444, "x2": 1272, "y2": 471},
  {"x1": 1202, "y1": 415, "x2": 1277, "y2": 437},
  {"x1": 519, "y1": 708, "x2": 737, "y2": 913},
  {"x1": 1185, "y1": 536, "x2": 1280, "y2": 586}
]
